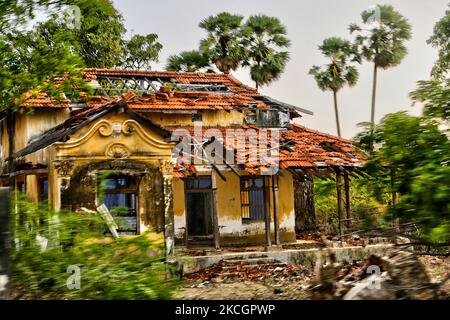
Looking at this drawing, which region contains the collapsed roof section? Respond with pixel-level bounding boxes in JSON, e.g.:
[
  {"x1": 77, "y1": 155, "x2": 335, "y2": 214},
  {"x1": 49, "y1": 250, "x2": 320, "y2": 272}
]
[
  {"x1": 162, "y1": 123, "x2": 365, "y2": 178},
  {"x1": 17, "y1": 68, "x2": 313, "y2": 118}
]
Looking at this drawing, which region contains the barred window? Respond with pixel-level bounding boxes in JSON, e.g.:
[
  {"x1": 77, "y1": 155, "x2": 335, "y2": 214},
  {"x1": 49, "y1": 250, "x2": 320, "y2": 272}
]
[{"x1": 240, "y1": 176, "x2": 266, "y2": 221}]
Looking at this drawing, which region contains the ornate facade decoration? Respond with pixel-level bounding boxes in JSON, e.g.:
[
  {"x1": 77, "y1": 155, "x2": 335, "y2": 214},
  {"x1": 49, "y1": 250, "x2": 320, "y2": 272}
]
[
  {"x1": 159, "y1": 159, "x2": 174, "y2": 176},
  {"x1": 105, "y1": 143, "x2": 131, "y2": 159},
  {"x1": 53, "y1": 159, "x2": 74, "y2": 176}
]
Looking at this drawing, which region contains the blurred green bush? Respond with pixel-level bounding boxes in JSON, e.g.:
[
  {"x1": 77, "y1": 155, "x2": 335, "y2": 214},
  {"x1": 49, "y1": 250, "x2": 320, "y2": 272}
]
[{"x1": 10, "y1": 194, "x2": 180, "y2": 300}]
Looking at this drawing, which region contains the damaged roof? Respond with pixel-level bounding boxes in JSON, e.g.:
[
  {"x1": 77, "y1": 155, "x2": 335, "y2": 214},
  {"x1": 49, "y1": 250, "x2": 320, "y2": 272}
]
[
  {"x1": 13, "y1": 94, "x2": 364, "y2": 174},
  {"x1": 18, "y1": 68, "x2": 313, "y2": 117},
  {"x1": 163, "y1": 123, "x2": 364, "y2": 177}
]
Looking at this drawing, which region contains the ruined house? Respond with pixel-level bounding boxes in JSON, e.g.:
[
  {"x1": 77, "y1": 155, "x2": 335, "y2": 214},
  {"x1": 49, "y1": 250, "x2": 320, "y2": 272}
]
[{"x1": 0, "y1": 69, "x2": 364, "y2": 252}]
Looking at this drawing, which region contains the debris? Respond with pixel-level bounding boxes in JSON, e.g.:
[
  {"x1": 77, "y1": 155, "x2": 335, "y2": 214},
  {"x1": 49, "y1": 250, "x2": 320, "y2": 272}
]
[
  {"x1": 311, "y1": 249, "x2": 439, "y2": 300},
  {"x1": 185, "y1": 257, "x2": 310, "y2": 283}
]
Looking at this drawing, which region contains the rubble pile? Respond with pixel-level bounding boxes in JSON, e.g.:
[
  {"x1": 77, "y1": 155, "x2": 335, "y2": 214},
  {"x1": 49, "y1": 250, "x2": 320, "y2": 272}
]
[
  {"x1": 311, "y1": 249, "x2": 439, "y2": 300},
  {"x1": 185, "y1": 256, "x2": 311, "y2": 283}
]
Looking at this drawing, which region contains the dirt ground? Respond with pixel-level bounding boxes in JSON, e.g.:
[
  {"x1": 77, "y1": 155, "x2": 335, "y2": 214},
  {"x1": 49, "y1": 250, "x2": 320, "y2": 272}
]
[
  {"x1": 419, "y1": 255, "x2": 450, "y2": 298},
  {"x1": 176, "y1": 255, "x2": 449, "y2": 300}
]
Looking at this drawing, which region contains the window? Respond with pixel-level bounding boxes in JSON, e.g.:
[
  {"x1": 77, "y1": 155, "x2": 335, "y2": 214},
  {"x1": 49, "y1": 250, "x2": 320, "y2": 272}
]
[
  {"x1": 257, "y1": 109, "x2": 290, "y2": 128},
  {"x1": 38, "y1": 178, "x2": 48, "y2": 201},
  {"x1": 240, "y1": 176, "x2": 266, "y2": 221},
  {"x1": 16, "y1": 180, "x2": 25, "y2": 193},
  {"x1": 98, "y1": 175, "x2": 138, "y2": 234},
  {"x1": 185, "y1": 176, "x2": 212, "y2": 190}
]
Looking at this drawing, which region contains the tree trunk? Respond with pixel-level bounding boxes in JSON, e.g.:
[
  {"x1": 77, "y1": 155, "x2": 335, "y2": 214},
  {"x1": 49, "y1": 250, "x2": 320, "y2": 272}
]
[
  {"x1": 371, "y1": 63, "x2": 378, "y2": 127},
  {"x1": 333, "y1": 90, "x2": 341, "y2": 137},
  {"x1": 294, "y1": 175, "x2": 316, "y2": 234}
]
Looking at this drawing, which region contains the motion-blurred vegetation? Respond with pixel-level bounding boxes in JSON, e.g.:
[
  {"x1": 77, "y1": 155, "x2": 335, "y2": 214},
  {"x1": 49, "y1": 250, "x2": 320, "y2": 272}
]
[
  {"x1": 10, "y1": 194, "x2": 180, "y2": 300},
  {"x1": 313, "y1": 5, "x2": 450, "y2": 243}
]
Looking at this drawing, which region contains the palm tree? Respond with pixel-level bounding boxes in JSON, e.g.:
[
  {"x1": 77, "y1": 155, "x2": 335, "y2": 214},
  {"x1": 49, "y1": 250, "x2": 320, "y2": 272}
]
[
  {"x1": 199, "y1": 12, "x2": 246, "y2": 74},
  {"x1": 309, "y1": 37, "x2": 360, "y2": 137},
  {"x1": 350, "y1": 5, "x2": 411, "y2": 127},
  {"x1": 241, "y1": 14, "x2": 290, "y2": 90},
  {"x1": 165, "y1": 50, "x2": 214, "y2": 72}
]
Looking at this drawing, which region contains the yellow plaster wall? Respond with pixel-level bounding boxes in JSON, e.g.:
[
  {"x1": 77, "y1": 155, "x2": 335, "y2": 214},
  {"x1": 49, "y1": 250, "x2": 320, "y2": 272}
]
[
  {"x1": 173, "y1": 177, "x2": 186, "y2": 239},
  {"x1": 55, "y1": 112, "x2": 173, "y2": 160},
  {"x1": 143, "y1": 110, "x2": 244, "y2": 127},
  {"x1": 172, "y1": 169, "x2": 296, "y2": 244},
  {"x1": 216, "y1": 171, "x2": 241, "y2": 221},
  {"x1": 277, "y1": 171, "x2": 296, "y2": 233},
  {"x1": 6, "y1": 110, "x2": 70, "y2": 164}
]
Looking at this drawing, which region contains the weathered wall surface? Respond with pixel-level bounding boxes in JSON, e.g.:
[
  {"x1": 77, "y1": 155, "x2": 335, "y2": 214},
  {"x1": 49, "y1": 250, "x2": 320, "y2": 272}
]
[
  {"x1": 173, "y1": 177, "x2": 186, "y2": 240},
  {"x1": 173, "y1": 170, "x2": 296, "y2": 245},
  {"x1": 144, "y1": 110, "x2": 244, "y2": 127},
  {"x1": 7, "y1": 109, "x2": 70, "y2": 164},
  {"x1": 49, "y1": 111, "x2": 174, "y2": 237}
]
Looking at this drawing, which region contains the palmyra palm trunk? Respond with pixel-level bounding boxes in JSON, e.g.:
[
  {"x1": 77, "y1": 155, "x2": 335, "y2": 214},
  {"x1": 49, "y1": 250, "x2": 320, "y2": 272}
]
[
  {"x1": 333, "y1": 90, "x2": 342, "y2": 137},
  {"x1": 371, "y1": 63, "x2": 378, "y2": 128}
]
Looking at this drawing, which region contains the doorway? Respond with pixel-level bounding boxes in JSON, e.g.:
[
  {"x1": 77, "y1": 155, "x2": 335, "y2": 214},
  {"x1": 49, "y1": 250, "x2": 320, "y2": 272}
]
[{"x1": 185, "y1": 176, "x2": 214, "y2": 243}]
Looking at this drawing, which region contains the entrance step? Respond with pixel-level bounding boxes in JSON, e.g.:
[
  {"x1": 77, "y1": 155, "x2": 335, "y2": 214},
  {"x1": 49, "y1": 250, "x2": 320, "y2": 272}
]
[
  {"x1": 221, "y1": 262, "x2": 287, "y2": 271},
  {"x1": 222, "y1": 257, "x2": 279, "y2": 266}
]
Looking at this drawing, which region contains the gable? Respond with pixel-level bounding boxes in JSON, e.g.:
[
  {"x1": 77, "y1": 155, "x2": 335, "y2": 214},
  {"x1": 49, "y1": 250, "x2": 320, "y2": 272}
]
[{"x1": 54, "y1": 112, "x2": 174, "y2": 160}]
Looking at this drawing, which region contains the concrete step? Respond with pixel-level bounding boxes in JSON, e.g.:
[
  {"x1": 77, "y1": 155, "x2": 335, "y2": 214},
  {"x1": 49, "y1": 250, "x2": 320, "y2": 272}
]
[
  {"x1": 222, "y1": 262, "x2": 286, "y2": 270},
  {"x1": 222, "y1": 257, "x2": 278, "y2": 266}
]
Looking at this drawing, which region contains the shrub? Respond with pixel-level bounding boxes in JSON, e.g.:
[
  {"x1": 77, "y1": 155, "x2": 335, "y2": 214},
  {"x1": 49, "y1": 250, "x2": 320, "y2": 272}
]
[{"x1": 10, "y1": 194, "x2": 180, "y2": 300}]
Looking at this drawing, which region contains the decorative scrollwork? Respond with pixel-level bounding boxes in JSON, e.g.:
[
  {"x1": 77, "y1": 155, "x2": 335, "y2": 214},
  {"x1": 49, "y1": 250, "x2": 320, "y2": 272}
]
[
  {"x1": 98, "y1": 121, "x2": 114, "y2": 137},
  {"x1": 105, "y1": 143, "x2": 131, "y2": 159},
  {"x1": 121, "y1": 120, "x2": 137, "y2": 136}
]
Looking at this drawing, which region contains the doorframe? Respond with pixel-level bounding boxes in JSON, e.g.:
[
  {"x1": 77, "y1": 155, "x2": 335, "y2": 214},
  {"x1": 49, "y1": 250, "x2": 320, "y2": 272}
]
[{"x1": 184, "y1": 175, "x2": 214, "y2": 246}]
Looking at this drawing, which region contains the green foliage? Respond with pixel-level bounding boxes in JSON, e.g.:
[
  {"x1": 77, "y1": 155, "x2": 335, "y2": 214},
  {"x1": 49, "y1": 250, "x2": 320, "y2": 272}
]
[
  {"x1": 410, "y1": 78, "x2": 450, "y2": 122},
  {"x1": 121, "y1": 34, "x2": 163, "y2": 70},
  {"x1": 199, "y1": 12, "x2": 246, "y2": 74},
  {"x1": 354, "y1": 112, "x2": 450, "y2": 241},
  {"x1": 314, "y1": 178, "x2": 386, "y2": 234},
  {"x1": 309, "y1": 37, "x2": 360, "y2": 136},
  {"x1": 68, "y1": 0, "x2": 126, "y2": 68},
  {"x1": 309, "y1": 37, "x2": 360, "y2": 92},
  {"x1": 166, "y1": 50, "x2": 214, "y2": 72},
  {"x1": 349, "y1": 5, "x2": 412, "y2": 69},
  {"x1": 0, "y1": 0, "x2": 162, "y2": 112},
  {"x1": 11, "y1": 194, "x2": 180, "y2": 299},
  {"x1": 241, "y1": 14, "x2": 291, "y2": 89},
  {"x1": 427, "y1": 4, "x2": 450, "y2": 79}
]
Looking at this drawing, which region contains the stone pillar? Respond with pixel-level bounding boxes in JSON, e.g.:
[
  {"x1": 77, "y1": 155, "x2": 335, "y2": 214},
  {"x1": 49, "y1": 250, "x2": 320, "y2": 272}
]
[
  {"x1": 336, "y1": 172, "x2": 344, "y2": 241},
  {"x1": 211, "y1": 172, "x2": 220, "y2": 250},
  {"x1": 272, "y1": 175, "x2": 280, "y2": 245},
  {"x1": 160, "y1": 160, "x2": 175, "y2": 259},
  {"x1": 344, "y1": 174, "x2": 351, "y2": 228},
  {"x1": 264, "y1": 176, "x2": 272, "y2": 247}
]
